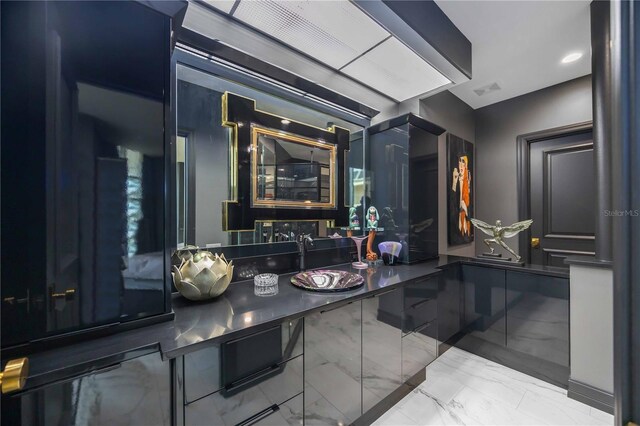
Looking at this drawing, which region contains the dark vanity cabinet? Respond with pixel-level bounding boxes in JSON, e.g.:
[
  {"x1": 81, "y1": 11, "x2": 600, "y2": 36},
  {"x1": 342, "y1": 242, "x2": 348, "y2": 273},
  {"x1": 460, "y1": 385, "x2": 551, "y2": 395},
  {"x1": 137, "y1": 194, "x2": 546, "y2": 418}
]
[
  {"x1": 179, "y1": 319, "x2": 303, "y2": 426},
  {"x1": 366, "y1": 114, "x2": 444, "y2": 263},
  {"x1": 401, "y1": 275, "x2": 439, "y2": 382},
  {"x1": 1, "y1": 1, "x2": 176, "y2": 350},
  {"x1": 3, "y1": 352, "x2": 172, "y2": 426},
  {"x1": 305, "y1": 301, "x2": 363, "y2": 425},
  {"x1": 454, "y1": 263, "x2": 570, "y2": 388},
  {"x1": 362, "y1": 289, "x2": 403, "y2": 413}
]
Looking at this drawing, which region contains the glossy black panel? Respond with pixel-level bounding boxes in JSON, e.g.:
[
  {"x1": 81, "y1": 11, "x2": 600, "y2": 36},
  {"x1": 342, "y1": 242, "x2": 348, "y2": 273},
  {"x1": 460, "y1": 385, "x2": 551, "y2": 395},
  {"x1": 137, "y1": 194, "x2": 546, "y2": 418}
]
[
  {"x1": 223, "y1": 93, "x2": 350, "y2": 231},
  {"x1": 305, "y1": 301, "x2": 362, "y2": 424},
  {"x1": 459, "y1": 265, "x2": 506, "y2": 347},
  {"x1": 1, "y1": 1, "x2": 170, "y2": 349},
  {"x1": 402, "y1": 323, "x2": 438, "y2": 382},
  {"x1": 403, "y1": 276, "x2": 439, "y2": 334},
  {"x1": 183, "y1": 319, "x2": 302, "y2": 404},
  {"x1": 437, "y1": 265, "x2": 463, "y2": 348},
  {"x1": 4, "y1": 353, "x2": 171, "y2": 426},
  {"x1": 185, "y1": 356, "x2": 303, "y2": 426},
  {"x1": 366, "y1": 114, "x2": 440, "y2": 263},
  {"x1": 453, "y1": 263, "x2": 570, "y2": 388},
  {"x1": 506, "y1": 271, "x2": 569, "y2": 368},
  {"x1": 362, "y1": 289, "x2": 402, "y2": 412}
]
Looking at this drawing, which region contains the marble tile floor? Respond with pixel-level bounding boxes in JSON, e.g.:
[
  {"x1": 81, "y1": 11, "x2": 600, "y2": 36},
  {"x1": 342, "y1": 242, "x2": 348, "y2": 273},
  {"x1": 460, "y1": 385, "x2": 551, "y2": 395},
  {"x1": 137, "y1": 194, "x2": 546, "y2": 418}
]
[{"x1": 373, "y1": 347, "x2": 614, "y2": 426}]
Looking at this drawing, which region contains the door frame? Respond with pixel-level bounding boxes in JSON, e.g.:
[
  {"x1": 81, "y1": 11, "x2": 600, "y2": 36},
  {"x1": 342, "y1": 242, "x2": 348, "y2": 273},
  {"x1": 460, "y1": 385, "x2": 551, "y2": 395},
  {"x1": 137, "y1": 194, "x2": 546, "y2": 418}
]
[{"x1": 515, "y1": 121, "x2": 593, "y2": 264}]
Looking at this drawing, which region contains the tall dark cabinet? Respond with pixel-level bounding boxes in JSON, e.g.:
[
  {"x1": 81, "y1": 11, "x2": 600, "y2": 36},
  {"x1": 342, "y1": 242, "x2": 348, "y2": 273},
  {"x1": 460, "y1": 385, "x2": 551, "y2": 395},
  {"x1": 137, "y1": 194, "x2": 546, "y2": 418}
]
[
  {"x1": 1, "y1": 1, "x2": 184, "y2": 352},
  {"x1": 366, "y1": 114, "x2": 444, "y2": 263}
]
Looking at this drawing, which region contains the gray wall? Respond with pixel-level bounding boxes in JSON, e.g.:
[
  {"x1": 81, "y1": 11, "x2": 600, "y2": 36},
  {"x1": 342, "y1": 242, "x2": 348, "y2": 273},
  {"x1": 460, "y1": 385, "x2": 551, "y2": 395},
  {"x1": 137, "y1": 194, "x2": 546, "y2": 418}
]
[
  {"x1": 474, "y1": 75, "x2": 592, "y2": 255},
  {"x1": 568, "y1": 264, "x2": 614, "y2": 403},
  {"x1": 420, "y1": 90, "x2": 476, "y2": 257}
]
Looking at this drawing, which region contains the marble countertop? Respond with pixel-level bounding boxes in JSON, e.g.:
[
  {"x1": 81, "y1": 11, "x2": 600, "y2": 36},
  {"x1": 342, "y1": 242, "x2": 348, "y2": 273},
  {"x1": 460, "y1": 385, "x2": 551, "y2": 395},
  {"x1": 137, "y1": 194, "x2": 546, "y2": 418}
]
[{"x1": 20, "y1": 255, "x2": 568, "y2": 391}]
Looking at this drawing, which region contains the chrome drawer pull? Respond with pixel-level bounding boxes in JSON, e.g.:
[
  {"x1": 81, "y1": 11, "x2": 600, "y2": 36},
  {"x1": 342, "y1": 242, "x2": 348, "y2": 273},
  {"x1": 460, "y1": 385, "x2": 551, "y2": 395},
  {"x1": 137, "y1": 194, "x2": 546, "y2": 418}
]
[{"x1": 237, "y1": 404, "x2": 280, "y2": 426}]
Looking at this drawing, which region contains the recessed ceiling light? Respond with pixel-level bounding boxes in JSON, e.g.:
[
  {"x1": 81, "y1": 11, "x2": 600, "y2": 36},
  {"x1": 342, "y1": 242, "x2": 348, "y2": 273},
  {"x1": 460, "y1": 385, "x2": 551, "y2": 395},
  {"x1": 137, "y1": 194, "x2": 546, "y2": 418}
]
[
  {"x1": 561, "y1": 52, "x2": 583, "y2": 64},
  {"x1": 281, "y1": 119, "x2": 290, "y2": 125}
]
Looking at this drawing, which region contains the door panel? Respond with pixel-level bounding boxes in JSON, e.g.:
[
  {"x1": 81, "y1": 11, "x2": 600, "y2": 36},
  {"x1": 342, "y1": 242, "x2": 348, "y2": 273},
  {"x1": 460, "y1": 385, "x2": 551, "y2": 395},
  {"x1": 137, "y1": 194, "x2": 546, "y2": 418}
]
[{"x1": 529, "y1": 131, "x2": 595, "y2": 266}]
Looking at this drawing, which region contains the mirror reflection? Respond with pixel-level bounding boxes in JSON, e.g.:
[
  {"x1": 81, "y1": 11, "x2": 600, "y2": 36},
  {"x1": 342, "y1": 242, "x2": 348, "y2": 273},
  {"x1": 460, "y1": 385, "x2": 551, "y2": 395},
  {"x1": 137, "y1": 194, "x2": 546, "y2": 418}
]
[
  {"x1": 253, "y1": 127, "x2": 335, "y2": 208},
  {"x1": 176, "y1": 64, "x2": 365, "y2": 249}
]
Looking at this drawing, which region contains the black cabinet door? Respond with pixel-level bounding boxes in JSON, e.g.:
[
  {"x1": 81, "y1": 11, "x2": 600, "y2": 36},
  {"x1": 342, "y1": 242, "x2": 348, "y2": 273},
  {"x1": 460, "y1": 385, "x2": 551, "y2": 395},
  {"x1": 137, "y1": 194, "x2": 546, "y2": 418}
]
[
  {"x1": 403, "y1": 276, "x2": 438, "y2": 334},
  {"x1": 437, "y1": 266, "x2": 463, "y2": 347},
  {"x1": 506, "y1": 271, "x2": 569, "y2": 383},
  {"x1": 362, "y1": 289, "x2": 402, "y2": 413},
  {"x1": 304, "y1": 301, "x2": 362, "y2": 424},
  {"x1": 460, "y1": 265, "x2": 506, "y2": 347},
  {"x1": 1, "y1": 1, "x2": 170, "y2": 347},
  {"x1": 3, "y1": 353, "x2": 171, "y2": 426}
]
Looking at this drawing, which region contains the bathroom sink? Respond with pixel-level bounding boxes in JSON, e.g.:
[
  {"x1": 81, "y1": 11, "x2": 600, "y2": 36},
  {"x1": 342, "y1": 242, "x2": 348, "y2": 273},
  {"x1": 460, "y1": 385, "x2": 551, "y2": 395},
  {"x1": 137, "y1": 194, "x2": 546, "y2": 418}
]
[{"x1": 291, "y1": 270, "x2": 364, "y2": 292}]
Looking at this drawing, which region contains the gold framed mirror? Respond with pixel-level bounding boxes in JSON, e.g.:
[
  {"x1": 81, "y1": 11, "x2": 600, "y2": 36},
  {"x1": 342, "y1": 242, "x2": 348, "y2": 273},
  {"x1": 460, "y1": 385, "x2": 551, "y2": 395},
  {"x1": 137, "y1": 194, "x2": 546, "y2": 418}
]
[{"x1": 251, "y1": 126, "x2": 337, "y2": 209}]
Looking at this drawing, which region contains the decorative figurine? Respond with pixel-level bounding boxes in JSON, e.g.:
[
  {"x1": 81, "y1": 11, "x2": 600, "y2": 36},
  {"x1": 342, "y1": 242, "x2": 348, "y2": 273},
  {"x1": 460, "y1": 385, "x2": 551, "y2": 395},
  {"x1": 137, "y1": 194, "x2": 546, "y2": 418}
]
[
  {"x1": 470, "y1": 218, "x2": 533, "y2": 262},
  {"x1": 349, "y1": 206, "x2": 360, "y2": 229},
  {"x1": 366, "y1": 205, "x2": 380, "y2": 261},
  {"x1": 366, "y1": 206, "x2": 379, "y2": 229}
]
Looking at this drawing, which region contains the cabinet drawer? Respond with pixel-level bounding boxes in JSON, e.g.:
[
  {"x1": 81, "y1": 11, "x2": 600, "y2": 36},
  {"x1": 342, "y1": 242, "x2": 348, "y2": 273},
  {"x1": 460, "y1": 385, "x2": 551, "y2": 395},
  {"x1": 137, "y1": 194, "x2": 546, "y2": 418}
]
[
  {"x1": 402, "y1": 320, "x2": 438, "y2": 382},
  {"x1": 185, "y1": 355, "x2": 303, "y2": 426},
  {"x1": 403, "y1": 277, "x2": 438, "y2": 334},
  {"x1": 253, "y1": 393, "x2": 303, "y2": 426},
  {"x1": 185, "y1": 319, "x2": 303, "y2": 403}
]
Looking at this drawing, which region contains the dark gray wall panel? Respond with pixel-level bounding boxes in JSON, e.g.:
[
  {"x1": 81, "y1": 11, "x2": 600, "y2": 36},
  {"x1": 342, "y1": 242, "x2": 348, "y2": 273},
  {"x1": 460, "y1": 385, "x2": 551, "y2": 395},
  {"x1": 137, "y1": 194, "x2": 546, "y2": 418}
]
[{"x1": 420, "y1": 90, "x2": 476, "y2": 257}]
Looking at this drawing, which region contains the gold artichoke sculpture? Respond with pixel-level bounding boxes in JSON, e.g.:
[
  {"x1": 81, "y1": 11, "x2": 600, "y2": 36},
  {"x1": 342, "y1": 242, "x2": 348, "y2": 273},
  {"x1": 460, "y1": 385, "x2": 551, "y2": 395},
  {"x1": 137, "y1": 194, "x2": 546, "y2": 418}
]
[{"x1": 172, "y1": 251, "x2": 234, "y2": 301}]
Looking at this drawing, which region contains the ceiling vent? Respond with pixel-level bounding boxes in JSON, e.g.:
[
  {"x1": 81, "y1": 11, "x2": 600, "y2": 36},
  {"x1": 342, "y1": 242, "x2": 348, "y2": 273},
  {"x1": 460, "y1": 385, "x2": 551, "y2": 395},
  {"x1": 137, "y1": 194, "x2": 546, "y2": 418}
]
[{"x1": 473, "y1": 82, "x2": 501, "y2": 96}]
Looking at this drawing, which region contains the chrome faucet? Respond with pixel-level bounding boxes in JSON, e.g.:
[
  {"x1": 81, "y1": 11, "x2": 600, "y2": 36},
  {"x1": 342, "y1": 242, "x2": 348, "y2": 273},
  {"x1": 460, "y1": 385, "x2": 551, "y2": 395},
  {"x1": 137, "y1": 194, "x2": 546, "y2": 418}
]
[{"x1": 296, "y1": 234, "x2": 314, "y2": 272}]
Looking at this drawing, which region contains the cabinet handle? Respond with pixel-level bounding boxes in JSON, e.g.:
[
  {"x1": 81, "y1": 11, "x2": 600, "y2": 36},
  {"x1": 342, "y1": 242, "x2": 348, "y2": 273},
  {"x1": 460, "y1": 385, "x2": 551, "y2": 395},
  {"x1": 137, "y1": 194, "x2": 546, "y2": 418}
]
[
  {"x1": 413, "y1": 320, "x2": 435, "y2": 334},
  {"x1": 409, "y1": 297, "x2": 433, "y2": 310},
  {"x1": 412, "y1": 277, "x2": 432, "y2": 285},
  {"x1": 225, "y1": 364, "x2": 281, "y2": 393},
  {"x1": 0, "y1": 357, "x2": 29, "y2": 394},
  {"x1": 237, "y1": 404, "x2": 280, "y2": 426},
  {"x1": 320, "y1": 301, "x2": 353, "y2": 314},
  {"x1": 368, "y1": 288, "x2": 398, "y2": 299}
]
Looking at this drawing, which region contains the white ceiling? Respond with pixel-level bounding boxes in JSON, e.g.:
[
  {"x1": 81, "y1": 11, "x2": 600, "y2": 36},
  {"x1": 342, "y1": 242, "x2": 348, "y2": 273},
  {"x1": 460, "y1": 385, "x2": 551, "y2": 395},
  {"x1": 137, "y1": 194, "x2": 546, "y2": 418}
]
[
  {"x1": 196, "y1": 0, "x2": 451, "y2": 102},
  {"x1": 435, "y1": 0, "x2": 591, "y2": 109}
]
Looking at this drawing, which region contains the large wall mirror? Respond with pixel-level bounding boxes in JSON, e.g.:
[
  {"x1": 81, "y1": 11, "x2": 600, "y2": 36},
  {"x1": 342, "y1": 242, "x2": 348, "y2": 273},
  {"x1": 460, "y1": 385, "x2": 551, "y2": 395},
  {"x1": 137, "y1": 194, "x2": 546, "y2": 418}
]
[{"x1": 175, "y1": 59, "x2": 368, "y2": 256}]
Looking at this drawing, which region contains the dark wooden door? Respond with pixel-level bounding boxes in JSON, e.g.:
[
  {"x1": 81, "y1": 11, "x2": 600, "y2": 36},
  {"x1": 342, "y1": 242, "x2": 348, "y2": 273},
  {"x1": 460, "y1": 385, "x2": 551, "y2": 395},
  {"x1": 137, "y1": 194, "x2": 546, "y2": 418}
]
[{"x1": 529, "y1": 130, "x2": 595, "y2": 267}]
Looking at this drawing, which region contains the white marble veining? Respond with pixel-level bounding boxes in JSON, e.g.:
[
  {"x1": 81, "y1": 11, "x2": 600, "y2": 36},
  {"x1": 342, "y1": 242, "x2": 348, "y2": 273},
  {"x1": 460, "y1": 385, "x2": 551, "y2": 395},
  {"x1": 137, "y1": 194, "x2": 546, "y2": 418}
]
[{"x1": 373, "y1": 347, "x2": 614, "y2": 426}]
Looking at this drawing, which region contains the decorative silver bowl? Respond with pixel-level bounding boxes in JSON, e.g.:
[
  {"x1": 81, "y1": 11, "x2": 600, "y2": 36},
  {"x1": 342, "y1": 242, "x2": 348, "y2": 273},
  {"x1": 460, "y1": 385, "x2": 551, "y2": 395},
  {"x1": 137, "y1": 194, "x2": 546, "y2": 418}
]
[
  {"x1": 172, "y1": 251, "x2": 234, "y2": 301},
  {"x1": 290, "y1": 270, "x2": 364, "y2": 292}
]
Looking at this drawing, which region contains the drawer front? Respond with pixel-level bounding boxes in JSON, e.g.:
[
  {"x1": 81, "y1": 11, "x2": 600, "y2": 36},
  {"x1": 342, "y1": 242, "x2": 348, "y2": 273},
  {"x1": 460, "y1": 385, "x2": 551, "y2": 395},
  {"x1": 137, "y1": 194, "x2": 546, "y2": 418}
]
[
  {"x1": 185, "y1": 355, "x2": 303, "y2": 426},
  {"x1": 402, "y1": 320, "x2": 438, "y2": 382},
  {"x1": 253, "y1": 393, "x2": 303, "y2": 426},
  {"x1": 184, "y1": 343, "x2": 221, "y2": 404},
  {"x1": 185, "y1": 319, "x2": 303, "y2": 404},
  {"x1": 281, "y1": 318, "x2": 304, "y2": 360},
  {"x1": 403, "y1": 277, "x2": 438, "y2": 334}
]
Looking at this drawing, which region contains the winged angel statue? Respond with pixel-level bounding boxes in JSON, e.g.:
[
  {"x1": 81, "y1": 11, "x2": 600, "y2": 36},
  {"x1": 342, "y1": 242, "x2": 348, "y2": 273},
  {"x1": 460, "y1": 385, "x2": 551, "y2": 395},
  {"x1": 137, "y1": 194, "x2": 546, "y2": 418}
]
[{"x1": 470, "y1": 218, "x2": 533, "y2": 261}]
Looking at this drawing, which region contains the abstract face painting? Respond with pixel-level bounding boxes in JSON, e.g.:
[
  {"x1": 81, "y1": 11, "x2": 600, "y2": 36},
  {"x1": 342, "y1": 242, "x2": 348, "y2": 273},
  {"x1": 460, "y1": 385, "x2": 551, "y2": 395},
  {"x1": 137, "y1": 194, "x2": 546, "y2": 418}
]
[{"x1": 447, "y1": 134, "x2": 474, "y2": 246}]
